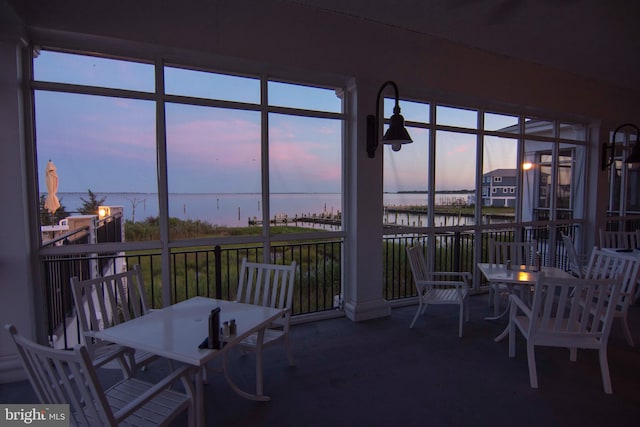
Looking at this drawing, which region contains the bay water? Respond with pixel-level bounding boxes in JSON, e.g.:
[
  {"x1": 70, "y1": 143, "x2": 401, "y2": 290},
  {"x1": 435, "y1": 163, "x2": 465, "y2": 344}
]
[{"x1": 53, "y1": 192, "x2": 476, "y2": 227}]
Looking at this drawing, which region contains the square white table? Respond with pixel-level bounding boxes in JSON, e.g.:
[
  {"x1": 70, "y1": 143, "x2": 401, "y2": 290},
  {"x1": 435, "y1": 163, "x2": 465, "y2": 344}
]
[
  {"x1": 94, "y1": 296, "x2": 285, "y2": 427},
  {"x1": 477, "y1": 263, "x2": 575, "y2": 341}
]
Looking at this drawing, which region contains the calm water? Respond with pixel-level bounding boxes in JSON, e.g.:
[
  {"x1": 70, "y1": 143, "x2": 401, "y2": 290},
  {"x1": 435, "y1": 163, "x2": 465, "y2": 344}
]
[{"x1": 53, "y1": 192, "x2": 480, "y2": 227}]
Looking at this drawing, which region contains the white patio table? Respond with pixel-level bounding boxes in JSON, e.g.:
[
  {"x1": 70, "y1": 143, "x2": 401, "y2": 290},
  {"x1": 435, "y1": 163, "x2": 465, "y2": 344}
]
[
  {"x1": 94, "y1": 296, "x2": 285, "y2": 427},
  {"x1": 477, "y1": 263, "x2": 575, "y2": 341}
]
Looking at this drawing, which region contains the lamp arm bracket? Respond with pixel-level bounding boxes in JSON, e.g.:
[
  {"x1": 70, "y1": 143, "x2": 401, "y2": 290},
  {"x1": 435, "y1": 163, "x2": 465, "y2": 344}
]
[{"x1": 602, "y1": 123, "x2": 640, "y2": 170}]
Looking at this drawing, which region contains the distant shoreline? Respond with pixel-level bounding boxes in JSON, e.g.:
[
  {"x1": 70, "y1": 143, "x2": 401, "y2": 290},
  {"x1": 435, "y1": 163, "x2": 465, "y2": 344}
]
[{"x1": 394, "y1": 190, "x2": 474, "y2": 194}]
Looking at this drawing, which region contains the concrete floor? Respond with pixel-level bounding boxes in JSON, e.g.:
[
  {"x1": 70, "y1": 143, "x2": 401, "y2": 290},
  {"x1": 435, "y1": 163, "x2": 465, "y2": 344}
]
[{"x1": 2, "y1": 295, "x2": 640, "y2": 426}]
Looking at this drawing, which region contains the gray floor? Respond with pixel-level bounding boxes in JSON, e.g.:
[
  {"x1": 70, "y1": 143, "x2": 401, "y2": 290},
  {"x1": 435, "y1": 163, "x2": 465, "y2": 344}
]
[{"x1": 3, "y1": 295, "x2": 640, "y2": 427}]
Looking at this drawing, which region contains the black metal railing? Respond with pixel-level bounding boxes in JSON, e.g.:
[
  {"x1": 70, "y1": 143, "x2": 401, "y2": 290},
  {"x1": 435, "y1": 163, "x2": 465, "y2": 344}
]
[
  {"x1": 381, "y1": 223, "x2": 582, "y2": 301},
  {"x1": 42, "y1": 239, "x2": 343, "y2": 349},
  {"x1": 42, "y1": 222, "x2": 584, "y2": 349}
]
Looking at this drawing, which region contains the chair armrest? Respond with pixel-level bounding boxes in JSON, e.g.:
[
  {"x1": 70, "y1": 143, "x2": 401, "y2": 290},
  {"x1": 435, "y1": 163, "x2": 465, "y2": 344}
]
[
  {"x1": 427, "y1": 272, "x2": 472, "y2": 290},
  {"x1": 90, "y1": 343, "x2": 134, "y2": 377},
  {"x1": 92, "y1": 345, "x2": 131, "y2": 366},
  {"x1": 113, "y1": 365, "x2": 196, "y2": 422},
  {"x1": 428, "y1": 272, "x2": 471, "y2": 281}
]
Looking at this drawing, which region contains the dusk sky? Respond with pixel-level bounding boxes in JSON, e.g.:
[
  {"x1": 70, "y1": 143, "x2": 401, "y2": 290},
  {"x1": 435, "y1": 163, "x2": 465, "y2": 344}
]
[{"x1": 34, "y1": 50, "x2": 516, "y2": 198}]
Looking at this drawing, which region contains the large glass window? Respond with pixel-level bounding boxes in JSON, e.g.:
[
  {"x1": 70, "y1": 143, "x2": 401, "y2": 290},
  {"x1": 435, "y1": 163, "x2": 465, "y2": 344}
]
[
  {"x1": 607, "y1": 126, "x2": 640, "y2": 215},
  {"x1": 165, "y1": 104, "x2": 262, "y2": 235},
  {"x1": 482, "y1": 136, "x2": 518, "y2": 217},
  {"x1": 33, "y1": 50, "x2": 345, "y2": 246},
  {"x1": 35, "y1": 51, "x2": 158, "y2": 244},
  {"x1": 383, "y1": 100, "x2": 429, "y2": 227},
  {"x1": 268, "y1": 113, "x2": 342, "y2": 229},
  {"x1": 34, "y1": 50, "x2": 155, "y2": 92}
]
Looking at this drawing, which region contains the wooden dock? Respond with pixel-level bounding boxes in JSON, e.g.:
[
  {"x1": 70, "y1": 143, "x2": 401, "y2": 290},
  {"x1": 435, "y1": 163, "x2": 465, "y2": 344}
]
[{"x1": 248, "y1": 212, "x2": 342, "y2": 227}]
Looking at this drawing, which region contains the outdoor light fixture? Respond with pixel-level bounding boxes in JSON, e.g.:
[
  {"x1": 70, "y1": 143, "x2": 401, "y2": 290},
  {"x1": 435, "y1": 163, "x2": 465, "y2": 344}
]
[
  {"x1": 601, "y1": 123, "x2": 640, "y2": 170},
  {"x1": 98, "y1": 206, "x2": 111, "y2": 218},
  {"x1": 366, "y1": 80, "x2": 413, "y2": 158}
]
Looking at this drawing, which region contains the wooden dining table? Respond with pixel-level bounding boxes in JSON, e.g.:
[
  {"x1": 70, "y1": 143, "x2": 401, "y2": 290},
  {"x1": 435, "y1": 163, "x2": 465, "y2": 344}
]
[
  {"x1": 94, "y1": 296, "x2": 285, "y2": 427},
  {"x1": 477, "y1": 263, "x2": 575, "y2": 341}
]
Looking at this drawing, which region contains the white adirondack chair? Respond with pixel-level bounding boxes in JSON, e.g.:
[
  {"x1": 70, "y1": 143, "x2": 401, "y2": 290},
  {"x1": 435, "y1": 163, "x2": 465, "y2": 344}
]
[
  {"x1": 6, "y1": 324, "x2": 195, "y2": 427},
  {"x1": 70, "y1": 265, "x2": 162, "y2": 376},
  {"x1": 229, "y1": 258, "x2": 297, "y2": 394},
  {"x1": 583, "y1": 248, "x2": 640, "y2": 346},
  {"x1": 406, "y1": 244, "x2": 470, "y2": 337},
  {"x1": 508, "y1": 273, "x2": 622, "y2": 393}
]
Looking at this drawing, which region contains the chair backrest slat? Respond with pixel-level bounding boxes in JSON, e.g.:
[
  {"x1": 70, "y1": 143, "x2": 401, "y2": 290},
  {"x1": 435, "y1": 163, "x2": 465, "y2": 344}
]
[
  {"x1": 599, "y1": 229, "x2": 640, "y2": 249},
  {"x1": 584, "y1": 248, "x2": 640, "y2": 313},
  {"x1": 560, "y1": 232, "x2": 585, "y2": 278},
  {"x1": 489, "y1": 239, "x2": 537, "y2": 266},
  {"x1": 70, "y1": 266, "x2": 151, "y2": 355},
  {"x1": 528, "y1": 274, "x2": 621, "y2": 342},
  {"x1": 406, "y1": 245, "x2": 429, "y2": 283},
  {"x1": 236, "y1": 258, "x2": 297, "y2": 328}
]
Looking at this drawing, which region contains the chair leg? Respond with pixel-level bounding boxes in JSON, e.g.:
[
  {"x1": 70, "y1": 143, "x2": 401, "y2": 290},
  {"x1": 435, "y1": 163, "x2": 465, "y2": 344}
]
[
  {"x1": 284, "y1": 335, "x2": 295, "y2": 366},
  {"x1": 599, "y1": 347, "x2": 613, "y2": 394},
  {"x1": 409, "y1": 300, "x2": 423, "y2": 329},
  {"x1": 458, "y1": 303, "x2": 464, "y2": 338},
  {"x1": 256, "y1": 332, "x2": 265, "y2": 397},
  {"x1": 508, "y1": 320, "x2": 516, "y2": 358},
  {"x1": 621, "y1": 316, "x2": 635, "y2": 347},
  {"x1": 526, "y1": 342, "x2": 538, "y2": 389}
]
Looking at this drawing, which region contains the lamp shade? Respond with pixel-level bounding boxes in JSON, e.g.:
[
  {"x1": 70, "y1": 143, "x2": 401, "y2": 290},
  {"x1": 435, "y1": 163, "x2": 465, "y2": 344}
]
[
  {"x1": 382, "y1": 108, "x2": 413, "y2": 152},
  {"x1": 625, "y1": 142, "x2": 640, "y2": 164}
]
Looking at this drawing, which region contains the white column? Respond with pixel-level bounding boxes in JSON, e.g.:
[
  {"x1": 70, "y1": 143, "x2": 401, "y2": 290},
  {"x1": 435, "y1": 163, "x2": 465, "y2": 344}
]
[
  {"x1": 0, "y1": 36, "x2": 36, "y2": 382},
  {"x1": 343, "y1": 79, "x2": 391, "y2": 321}
]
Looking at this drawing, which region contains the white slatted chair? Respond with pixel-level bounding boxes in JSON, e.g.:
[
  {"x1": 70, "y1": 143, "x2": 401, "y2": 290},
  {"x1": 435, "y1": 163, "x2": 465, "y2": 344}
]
[
  {"x1": 488, "y1": 239, "x2": 537, "y2": 316},
  {"x1": 6, "y1": 324, "x2": 195, "y2": 427},
  {"x1": 233, "y1": 258, "x2": 297, "y2": 388},
  {"x1": 70, "y1": 265, "x2": 161, "y2": 376},
  {"x1": 406, "y1": 245, "x2": 470, "y2": 337},
  {"x1": 583, "y1": 248, "x2": 640, "y2": 346},
  {"x1": 599, "y1": 229, "x2": 640, "y2": 249},
  {"x1": 560, "y1": 231, "x2": 589, "y2": 278},
  {"x1": 508, "y1": 274, "x2": 622, "y2": 394}
]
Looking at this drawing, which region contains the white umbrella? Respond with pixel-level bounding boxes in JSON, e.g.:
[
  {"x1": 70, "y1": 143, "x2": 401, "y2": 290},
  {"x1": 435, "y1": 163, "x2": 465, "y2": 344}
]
[{"x1": 44, "y1": 160, "x2": 60, "y2": 214}]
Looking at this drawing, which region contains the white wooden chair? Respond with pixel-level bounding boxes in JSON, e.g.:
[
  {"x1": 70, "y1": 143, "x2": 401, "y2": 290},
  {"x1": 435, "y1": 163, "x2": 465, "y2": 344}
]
[
  {"x1": 599, "y1": 229, "x2": 640, "y2": 249},
  {"x1": 508, "y1": 273, "x2": 622, "y2": 394},
  {"x1": 6, "y1": 324, "x2": 195, "y2": 427},
  {"x1": 583, "y1": 248, "x2": 640, "y2": 346},
  {"x1": 70, "y1": 265, "x2": 161, "y2": 376},
  {"x1": 233, "y1": 258, "x2": 297, "y2": 389},
  {"x1": 406, "y1": 245, "x2": 470, "y2": 337},
  {"x1": 560, "y1": 231, "x2": 589, "y2": 278},
  {"x1": 488, "y1": 239, "x2": 537, "y2": 316}
]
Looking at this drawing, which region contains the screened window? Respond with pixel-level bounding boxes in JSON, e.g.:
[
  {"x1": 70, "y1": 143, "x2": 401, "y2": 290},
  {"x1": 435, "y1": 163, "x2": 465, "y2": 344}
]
[{"x1": 33, "y1": 50, "x2": 345, "y2": 246}]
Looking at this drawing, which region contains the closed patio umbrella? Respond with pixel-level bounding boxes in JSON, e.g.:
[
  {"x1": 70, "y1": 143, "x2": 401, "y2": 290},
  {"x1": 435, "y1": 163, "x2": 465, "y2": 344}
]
[{"x1": 44, "y1": 160, "x2": 60, "y2": 214}]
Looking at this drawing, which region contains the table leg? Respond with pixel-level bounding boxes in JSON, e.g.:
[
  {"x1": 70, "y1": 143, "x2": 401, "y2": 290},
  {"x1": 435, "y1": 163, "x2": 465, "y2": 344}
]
[
  {"x1": 222, "y1": 329, "x2": 270, "y2": 402},
  {"x1": 195, "y1": 368, "x2": 204, "y2": 427}
]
